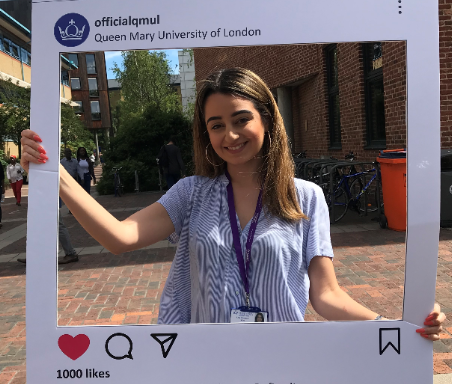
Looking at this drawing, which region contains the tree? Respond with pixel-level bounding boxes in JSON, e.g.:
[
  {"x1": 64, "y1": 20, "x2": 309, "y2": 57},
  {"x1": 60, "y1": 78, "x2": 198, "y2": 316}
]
[
  {"x1": 112, "y1": 51, "x2": 181, "y2": 117},
  {"x1": 0, "y1": 78, "x2": 30, "y2": 158},
  {"x1": 60, "y1": 102, "x2": 95, "y2": 154},
  {"x1": 0, "y1": 78, "x2": 94, "y2": 159}
]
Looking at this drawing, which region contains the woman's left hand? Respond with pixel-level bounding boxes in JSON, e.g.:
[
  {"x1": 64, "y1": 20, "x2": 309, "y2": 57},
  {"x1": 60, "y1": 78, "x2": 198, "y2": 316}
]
[{"x1": 416, "y1": 303, "x2": 447, "y2": 341}]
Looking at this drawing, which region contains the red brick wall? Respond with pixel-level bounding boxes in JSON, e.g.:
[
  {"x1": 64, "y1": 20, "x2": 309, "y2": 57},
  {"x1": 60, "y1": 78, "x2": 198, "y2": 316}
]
[
  {"x1": 382, "y1": 42, "x2": 407, "y2": 150},
  {"x1": 336, "y1": 43, "x2": 369, "y2": 160},
  {"x1": 440, "y1": 0, "x2": 452, "y2": 148},
  {"x1": 194, "y1": 44, "x2": 322, "y2": 90},
  {"x1": 292, "y1": 75, "x2": 329, "y2": 157}
]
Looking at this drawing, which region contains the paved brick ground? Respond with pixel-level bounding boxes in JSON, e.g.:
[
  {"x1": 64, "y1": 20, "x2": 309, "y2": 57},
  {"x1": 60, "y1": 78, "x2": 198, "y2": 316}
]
[{"x1": 1, "y1": 190, "x2": 452, "y2": 383}]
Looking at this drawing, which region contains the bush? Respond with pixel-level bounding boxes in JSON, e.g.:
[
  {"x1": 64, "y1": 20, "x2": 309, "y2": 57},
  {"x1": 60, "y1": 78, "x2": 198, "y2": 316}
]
[
  {"x1": 97, "y1": 105, "x2": 193, "y2": 195},
  {"x1": 96, "y1": 159, "x2": 157, "y2": 195}
]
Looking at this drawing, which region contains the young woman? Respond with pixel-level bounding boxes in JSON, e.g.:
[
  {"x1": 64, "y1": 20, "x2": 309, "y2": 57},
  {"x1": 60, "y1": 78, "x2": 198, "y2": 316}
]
[
  {"x1": 7, "y1": 155, "x2": 25, "y2": 206},
  {"x1": 20, "y1": 68, "x2": 444, "y2": 339},
  {"x1": 76, "y1": 147, "x2": 96, "y2": 194}
]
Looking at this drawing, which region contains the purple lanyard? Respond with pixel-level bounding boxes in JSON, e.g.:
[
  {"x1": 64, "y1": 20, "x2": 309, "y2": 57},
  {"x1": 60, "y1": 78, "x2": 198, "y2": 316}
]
[{"x1": 225, "y1": 170, "x2": 263, "y2": 308}]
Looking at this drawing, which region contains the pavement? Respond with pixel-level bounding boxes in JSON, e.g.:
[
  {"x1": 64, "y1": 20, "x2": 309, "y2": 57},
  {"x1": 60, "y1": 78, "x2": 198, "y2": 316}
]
[{"x1": 1, "y1": 183, "x2": 452, "y2": 383}]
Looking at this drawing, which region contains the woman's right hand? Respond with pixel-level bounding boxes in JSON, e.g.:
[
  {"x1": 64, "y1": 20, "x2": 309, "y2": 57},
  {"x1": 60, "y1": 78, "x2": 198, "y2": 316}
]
[{"x1": 20, "y1": 130, "x2": 48, "y2": 173}]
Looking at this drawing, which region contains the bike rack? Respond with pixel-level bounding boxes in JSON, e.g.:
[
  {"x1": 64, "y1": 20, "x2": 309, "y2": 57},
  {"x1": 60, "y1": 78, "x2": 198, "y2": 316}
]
[{"x1": 293, "y1": 158, "x2": 315, "y2": 179}]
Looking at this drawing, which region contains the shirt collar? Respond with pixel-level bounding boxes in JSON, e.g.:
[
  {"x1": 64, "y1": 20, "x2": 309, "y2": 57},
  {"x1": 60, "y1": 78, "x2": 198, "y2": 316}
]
[{"x1": 218, "y1": 173, "x2": 229, "y2": 185}]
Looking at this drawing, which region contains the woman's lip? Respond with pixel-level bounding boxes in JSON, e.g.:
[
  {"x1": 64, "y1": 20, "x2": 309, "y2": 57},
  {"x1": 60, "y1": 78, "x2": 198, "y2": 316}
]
[{"x1": 225, "y1": 142, "x2": 247, "y2": 154}]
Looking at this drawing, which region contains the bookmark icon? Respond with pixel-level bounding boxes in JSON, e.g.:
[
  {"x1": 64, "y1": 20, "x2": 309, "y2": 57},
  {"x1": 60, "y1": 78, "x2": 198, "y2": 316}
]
[{"x1": 379, "y1": 328, "x2": 401, "y2": 355}]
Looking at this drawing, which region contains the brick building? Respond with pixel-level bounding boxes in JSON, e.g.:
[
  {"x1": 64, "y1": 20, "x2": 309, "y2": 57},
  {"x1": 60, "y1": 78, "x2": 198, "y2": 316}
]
[
  {"x1": 64, "y1": 52, "x2": 112, "y2": 143},
  {"x1": 194, "y1": 0, "x2": 452, "y2": 163}
]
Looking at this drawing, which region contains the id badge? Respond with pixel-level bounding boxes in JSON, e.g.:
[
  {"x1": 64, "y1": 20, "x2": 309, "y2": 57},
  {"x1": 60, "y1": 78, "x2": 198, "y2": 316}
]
[{"x1": 230, "y1": 306, "x2": 268, "y2": 323}]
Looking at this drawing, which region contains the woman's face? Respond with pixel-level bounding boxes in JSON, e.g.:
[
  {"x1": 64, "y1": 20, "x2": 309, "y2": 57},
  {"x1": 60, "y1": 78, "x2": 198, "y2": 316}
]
[
  {"x1": 256, "y1": 314, "x2": 264, "y2": 322},
  {"x1": 204, "y1": 93, "x2": 266, "y2": 167},
  {"x1": 79, "y1": 148, "x2": 86, "y2": 157}
]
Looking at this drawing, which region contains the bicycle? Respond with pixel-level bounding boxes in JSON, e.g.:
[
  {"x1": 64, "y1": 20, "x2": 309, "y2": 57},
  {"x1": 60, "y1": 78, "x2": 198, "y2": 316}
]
[
  {"x1": 324, "y1": 160, "x2": 383, "y2": 222},
  {"x1": 112, "y1": 167, "x2": 124, "y2": 197},
  {"x1": 348, "y1": 167, "x2": 383, "y2": 215}
]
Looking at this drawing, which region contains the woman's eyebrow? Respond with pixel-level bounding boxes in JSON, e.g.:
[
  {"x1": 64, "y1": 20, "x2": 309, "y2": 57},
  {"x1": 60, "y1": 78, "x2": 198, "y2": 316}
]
[
  {"x1": 231, "y1": 109, "x2": 252, "y2": 117},
  {"x1": 206, "y1": 116, "x2": 221, "y2": 124},
  {"x1": 206, "y1": 110, "x2": 252, "y2": 124}
]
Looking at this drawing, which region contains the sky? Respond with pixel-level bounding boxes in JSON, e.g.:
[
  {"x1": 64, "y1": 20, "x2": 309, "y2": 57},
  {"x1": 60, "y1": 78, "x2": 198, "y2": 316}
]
[{"x1": 104, "y1": 49, "x2": 180, "y2": 79}]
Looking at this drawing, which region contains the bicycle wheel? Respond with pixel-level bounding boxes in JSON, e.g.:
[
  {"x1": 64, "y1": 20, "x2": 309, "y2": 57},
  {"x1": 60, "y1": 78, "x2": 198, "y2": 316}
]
[
  {"x1": 327, "y1": 185, "x2": 349, "y2": 222},
  {"x1": 350, "y1": 177, "x2": 380, "y2": 213}
]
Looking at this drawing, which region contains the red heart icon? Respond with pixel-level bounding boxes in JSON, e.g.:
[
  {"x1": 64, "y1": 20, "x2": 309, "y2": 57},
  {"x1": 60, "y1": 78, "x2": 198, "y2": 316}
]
[{"x1": 58, "y1": 334, "x2": 90, "y2": 360}]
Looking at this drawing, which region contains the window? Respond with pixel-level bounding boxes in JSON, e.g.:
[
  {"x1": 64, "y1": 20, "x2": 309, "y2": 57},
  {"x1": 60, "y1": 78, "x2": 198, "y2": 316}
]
[
  {"x1": 88, "y1": 78, "x2": 99, "y2": 97},
  {"x1": 21, "y1": 48, "x2": 31, "y2": 65},
  {"x1": 86, "y1": 54, "x2": 97, "y2": 74},
  {"x1": 325, "y1": 44, "x2": 341, "y2": 148},
  {"x1": 2, "y1": 38, "x2": 10, "y2": 55},
  {"x1": 67, "y1": 53, "x2": 78, "y2": 67},
  {"x1": 61, "y1": 70, "x2": 69, "y2": 86},
  {"x1": 9, "y1": 41, "x2": 19, "y2": 60},
  {"x1": 71, "y1": 78, "x2": 81, "y2": 90},
  {"x1": 90, "y1": 101, "x2": 101, "y2": 120},
  {"x1": 73, "y1": 101, "x2": 83, "y2": 114},
  {"x1": 363, "y1": 42, "x2": 386, "y2": 148}
]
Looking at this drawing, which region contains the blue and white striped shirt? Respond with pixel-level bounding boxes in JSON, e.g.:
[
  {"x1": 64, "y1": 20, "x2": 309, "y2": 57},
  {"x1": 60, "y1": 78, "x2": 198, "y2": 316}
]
[{"x1": 157, "y1": 175, "x2": 334, "y2": 324}]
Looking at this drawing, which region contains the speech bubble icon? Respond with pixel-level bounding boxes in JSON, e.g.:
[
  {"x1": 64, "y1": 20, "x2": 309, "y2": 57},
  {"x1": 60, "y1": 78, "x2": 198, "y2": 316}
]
[{"x1": 105, "y1": 333, "x2": 133, "y2": 360}]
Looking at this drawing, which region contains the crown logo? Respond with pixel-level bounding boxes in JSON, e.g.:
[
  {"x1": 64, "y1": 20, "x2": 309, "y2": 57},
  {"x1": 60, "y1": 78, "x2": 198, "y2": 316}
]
[{"x1": 59, "y1": 19, "x2": 85, "y2": 41}]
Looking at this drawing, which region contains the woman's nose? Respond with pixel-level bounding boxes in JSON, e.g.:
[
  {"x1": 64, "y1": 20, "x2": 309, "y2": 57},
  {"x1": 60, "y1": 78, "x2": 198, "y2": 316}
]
[{"x1": 225, "y1": 126, "x2": 240, "y2": 140}]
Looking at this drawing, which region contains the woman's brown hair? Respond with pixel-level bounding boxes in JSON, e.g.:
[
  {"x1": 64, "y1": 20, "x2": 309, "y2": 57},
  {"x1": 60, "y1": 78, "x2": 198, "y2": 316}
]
[{"x1": 193, "y1": 67, "x2": 307, "y2": 222}]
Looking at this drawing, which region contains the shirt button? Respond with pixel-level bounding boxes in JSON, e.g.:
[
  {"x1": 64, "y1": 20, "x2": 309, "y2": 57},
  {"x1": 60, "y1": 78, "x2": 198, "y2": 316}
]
[{"x1": 235, "y1": 291, "x2": 239, "y2": 295}]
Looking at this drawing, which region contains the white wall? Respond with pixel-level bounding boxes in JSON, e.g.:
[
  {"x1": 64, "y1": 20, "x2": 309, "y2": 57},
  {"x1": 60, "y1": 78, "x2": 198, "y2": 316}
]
[{"x1": 178, "y1": 50, "x2": 196, "y2": 111}]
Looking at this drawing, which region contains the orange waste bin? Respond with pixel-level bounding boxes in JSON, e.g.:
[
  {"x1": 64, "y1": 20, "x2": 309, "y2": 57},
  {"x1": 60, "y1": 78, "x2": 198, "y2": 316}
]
[{"x1": 376, "y1": 150, "x2": 407, "y2": 231}]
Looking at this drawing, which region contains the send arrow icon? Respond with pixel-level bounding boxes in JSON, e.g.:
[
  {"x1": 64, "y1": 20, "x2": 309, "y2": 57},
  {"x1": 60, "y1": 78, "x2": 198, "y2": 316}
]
[
  {"x1": 379, "y1": 328, "x2": 401, "y2": 355},
  {"x1": 151, "y1": 333, "x2": 178, "y2": 358}
]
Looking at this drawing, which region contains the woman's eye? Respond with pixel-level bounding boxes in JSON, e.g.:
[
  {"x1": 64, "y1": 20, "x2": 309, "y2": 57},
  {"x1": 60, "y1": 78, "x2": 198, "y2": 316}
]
[
  {"x1": 211, "y1": 124, "x2": 223, "y2": 130},
  {"x1": 237, "y1": 118, "x2": 250, "y2": 124}
]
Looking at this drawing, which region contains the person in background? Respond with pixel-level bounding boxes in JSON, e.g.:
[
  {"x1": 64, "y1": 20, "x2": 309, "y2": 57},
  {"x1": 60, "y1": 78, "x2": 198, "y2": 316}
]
[
  {"x1": 157, "y1": 136, "x2": 185, "y2": 189},
  {"x1": 60, "y1": 148, "x2": 78, "y2": 214},
  {"x1": 76, "y1": 147, "x2": 96, "y2": 194},
  {"x1": 7, "y1": 155, "x2": 25, "y2": 206},
  {"x1": 18, "y1": 210, "x2": 78, "y2": 264},
  {"x1": 60, "y1": 148, "x2": 78, "y2": 180}
]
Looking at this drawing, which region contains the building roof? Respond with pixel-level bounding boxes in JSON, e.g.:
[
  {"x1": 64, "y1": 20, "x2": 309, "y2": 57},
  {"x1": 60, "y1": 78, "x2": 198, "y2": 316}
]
[
  {"x1": 61, "y1": 55, "x2": 78, "y2": 70},
  {"x1": 0, "y1": 8, "x2": 31, "y2": 43}
]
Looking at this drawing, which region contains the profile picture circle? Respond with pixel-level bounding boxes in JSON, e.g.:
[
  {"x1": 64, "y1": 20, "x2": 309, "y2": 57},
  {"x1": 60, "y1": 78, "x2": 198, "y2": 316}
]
[{"x1": 54, "y1": 13, "x2": 90, "y2": 47}]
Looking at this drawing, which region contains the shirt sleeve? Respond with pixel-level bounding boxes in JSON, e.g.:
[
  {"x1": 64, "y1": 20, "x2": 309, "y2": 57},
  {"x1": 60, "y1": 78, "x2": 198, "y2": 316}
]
[
  {"x1": 301, "y1": 182, "x2": 334, "y2": 268},
  {"x1": 157, "y1": 176, "x2": 195, "y2": 242}
]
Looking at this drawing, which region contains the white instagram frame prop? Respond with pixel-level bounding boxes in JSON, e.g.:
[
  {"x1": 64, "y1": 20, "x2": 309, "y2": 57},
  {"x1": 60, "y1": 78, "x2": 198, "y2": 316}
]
[{"x1": 28, "y1": 0, "x2": 440, "y2": 383}]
